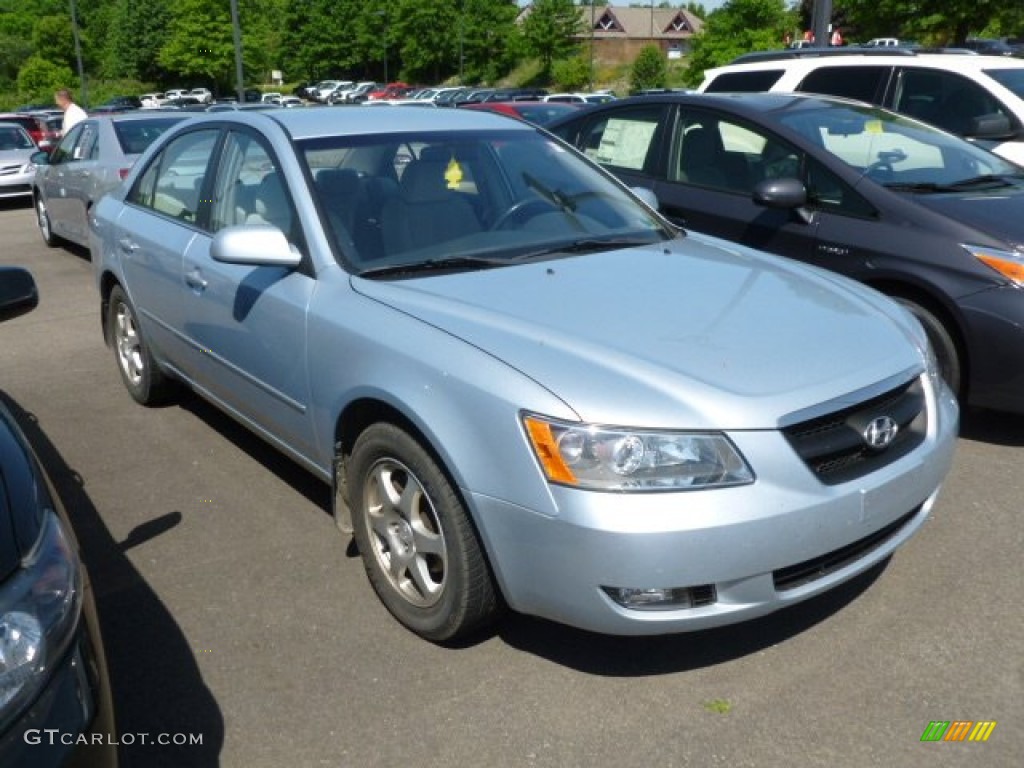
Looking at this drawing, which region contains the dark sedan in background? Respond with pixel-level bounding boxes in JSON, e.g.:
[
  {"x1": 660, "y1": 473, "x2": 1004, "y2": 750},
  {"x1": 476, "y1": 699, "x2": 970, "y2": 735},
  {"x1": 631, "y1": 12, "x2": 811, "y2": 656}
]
[
  {"x1": 32, "y1": 113, "x2": 188, "y2": 250},
  {"x1": 0, "y1": 267, "x2": 117, "y2": 767},
  {"x1": 549, "y1": 91, "x2": 1024, "y2": 414},
  {"x1": 461, "y1": 100, "x2": 580, "y2": 126}
]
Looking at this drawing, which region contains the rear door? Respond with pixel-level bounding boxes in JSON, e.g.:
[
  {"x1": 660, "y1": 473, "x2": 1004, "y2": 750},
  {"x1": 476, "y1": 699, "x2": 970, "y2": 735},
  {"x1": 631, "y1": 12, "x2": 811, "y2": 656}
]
[
  {"x1": 56, "y1": 120, "x2": 99, "y2": 239},
  {"x1": 114, "y1": 127, "x2": 222, "y2": 377}
]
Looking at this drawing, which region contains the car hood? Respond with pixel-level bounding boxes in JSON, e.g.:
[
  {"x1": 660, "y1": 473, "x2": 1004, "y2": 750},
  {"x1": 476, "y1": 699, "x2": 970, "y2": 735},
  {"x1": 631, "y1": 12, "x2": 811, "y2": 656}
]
[
  {"x1": 352, "y1": 234, "x2": 925, "y2": 429},
  {"x1": 908, "y1": 188, "x2": 1024, "y2": 249},
  {"x1": 0, "y1": 149, "x2": 35, "y2": 164}
]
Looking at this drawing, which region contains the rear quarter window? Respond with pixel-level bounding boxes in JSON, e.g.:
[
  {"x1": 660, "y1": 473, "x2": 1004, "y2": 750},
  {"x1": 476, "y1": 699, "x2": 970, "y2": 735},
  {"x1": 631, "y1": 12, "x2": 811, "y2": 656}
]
[
  {"x1": 704, "y1": 70, "x2": 785, "y2": 93},
  {"x1": 797, "y1": 66, "x2": 891, "y2": 104}
]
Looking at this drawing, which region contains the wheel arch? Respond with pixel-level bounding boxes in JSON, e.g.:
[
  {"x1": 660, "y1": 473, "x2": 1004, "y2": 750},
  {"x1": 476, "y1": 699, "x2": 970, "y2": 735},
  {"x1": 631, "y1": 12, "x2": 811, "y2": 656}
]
[
  {"x1": 332, "y1": 396, "x2": 509, "y2": 606},
  {"x1": 865, "y1": 277, "x2": 969, "y2": 396}
]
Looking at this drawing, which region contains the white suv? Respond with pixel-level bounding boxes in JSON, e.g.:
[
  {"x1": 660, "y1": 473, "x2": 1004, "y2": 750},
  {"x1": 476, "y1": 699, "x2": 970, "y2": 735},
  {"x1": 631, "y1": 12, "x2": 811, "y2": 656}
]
[{"x1": 698, "y1": 52, "x2": 1024, "y2": 164}]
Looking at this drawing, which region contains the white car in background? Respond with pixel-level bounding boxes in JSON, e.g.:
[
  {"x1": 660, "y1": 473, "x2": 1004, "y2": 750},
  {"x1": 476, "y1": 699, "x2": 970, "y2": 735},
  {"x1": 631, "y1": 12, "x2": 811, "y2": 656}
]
[
  {"x1": 189, "y1": 88, "x2": 214, "y2": 104},
  {"x1": 139, "y1": 92, "x2": 166, "y2": 108}
]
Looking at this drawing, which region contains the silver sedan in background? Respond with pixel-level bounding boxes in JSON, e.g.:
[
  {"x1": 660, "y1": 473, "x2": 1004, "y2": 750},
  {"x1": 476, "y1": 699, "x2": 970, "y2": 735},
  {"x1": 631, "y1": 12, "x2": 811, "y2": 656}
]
[
  {"x1": 32, "y1": 112, "x2": 188, "y2": 249},
  {"x1": 0, "y1": 122, "x2": 37, "y2": 201}
]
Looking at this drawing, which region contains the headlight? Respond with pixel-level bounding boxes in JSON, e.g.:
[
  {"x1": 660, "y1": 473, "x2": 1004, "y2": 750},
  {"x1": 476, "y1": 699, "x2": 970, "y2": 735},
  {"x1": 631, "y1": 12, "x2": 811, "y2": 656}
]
[
  {"x1": 0, "y1": 511, "x2": 82, "y2": 730},
  {"x1": 523, "y1": 414, "x2": 754, "y2": 491},
  {"x1": 963, "y1": 243, "x2": 1024, "y2": 285}
]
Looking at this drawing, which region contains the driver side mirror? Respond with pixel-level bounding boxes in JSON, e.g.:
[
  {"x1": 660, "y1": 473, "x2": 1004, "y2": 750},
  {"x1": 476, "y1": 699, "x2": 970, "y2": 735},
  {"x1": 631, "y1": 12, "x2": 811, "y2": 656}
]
[
  {"x1": 752, "y1": 177, "x2": 813, "y2": 225},
  {"x1": 967, "y1": 113, "x2": 1013, "y2": 140},
  {"x1": 0, "y1": 267, "x2": 39, "y2": 323}
]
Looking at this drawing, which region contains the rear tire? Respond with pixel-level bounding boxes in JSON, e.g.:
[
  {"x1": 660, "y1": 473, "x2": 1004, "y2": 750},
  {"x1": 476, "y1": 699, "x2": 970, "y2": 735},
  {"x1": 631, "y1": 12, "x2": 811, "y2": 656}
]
[
  {"x1": 896, "y1": 297, "x2": 962, "y2": 398},
  {"x1": 349, "y1": 423, "x2": 500, "y2": 643},
  {"x1": 107, "y1": 286, "x2": 176, "y2": 405}
]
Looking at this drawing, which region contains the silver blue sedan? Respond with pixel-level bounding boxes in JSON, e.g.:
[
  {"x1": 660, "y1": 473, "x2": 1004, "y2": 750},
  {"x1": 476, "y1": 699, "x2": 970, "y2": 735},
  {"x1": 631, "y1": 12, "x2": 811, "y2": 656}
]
[
  {"x1": 32, "y1": 112, "x2": 188, "y2": 249},
  {"x1": 89, "y1": 107, "x2": 958, "y2": 642}
]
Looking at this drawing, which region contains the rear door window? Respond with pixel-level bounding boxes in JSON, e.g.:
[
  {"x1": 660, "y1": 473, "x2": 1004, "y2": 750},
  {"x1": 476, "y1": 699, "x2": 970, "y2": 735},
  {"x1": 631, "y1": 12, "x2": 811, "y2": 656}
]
[
  {"x1": 703, "y1": 70, "x2": 785, "y2": 93},
  {"x1": 568, "y1": 105, "x2": 667, "y2": 174},
  {"x1": 797, "y1": 66, "x2": 892, "y2": 104}
]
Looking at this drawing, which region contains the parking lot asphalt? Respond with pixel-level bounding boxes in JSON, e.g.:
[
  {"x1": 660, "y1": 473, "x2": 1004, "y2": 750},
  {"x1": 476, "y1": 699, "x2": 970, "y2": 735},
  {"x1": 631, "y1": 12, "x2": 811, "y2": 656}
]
[{"x1": 0, "y1": 200, "x2": 1020, "y2": 767}]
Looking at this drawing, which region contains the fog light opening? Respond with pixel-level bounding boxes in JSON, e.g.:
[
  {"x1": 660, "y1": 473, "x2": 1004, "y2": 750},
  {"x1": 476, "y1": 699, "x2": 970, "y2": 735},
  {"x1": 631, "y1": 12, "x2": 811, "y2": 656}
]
[{"x1": 602, "y1": 584, "x2": 716, "y2": 611}]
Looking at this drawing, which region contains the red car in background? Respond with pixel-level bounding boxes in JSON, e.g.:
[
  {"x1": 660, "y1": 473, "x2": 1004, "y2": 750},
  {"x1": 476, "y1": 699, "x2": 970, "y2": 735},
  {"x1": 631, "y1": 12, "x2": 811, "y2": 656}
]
[
  {"x1": 366, "y1": 82, "x2": 412, "y2": 101},
  {"x1": 0, "y1": 113, "x2": 61, "y2": 151}
]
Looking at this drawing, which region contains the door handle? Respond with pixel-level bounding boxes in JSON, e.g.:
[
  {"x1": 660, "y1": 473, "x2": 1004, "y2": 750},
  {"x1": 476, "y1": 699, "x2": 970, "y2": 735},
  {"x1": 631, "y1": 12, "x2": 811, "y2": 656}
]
[
  {"x1": 185, "y1": 268, "x2": 208, "y2": 291},
  {"x1": 118, "y1": 237, "x2": 139, "y2": 254}
]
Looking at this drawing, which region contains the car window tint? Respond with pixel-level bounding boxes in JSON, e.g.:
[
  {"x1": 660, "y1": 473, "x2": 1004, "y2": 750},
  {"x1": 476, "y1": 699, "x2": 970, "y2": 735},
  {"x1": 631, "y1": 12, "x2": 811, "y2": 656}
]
[
  {"x1": 0, "y1": 125, "x2": 32, "y2": 150},
  {"x1": 127, "y1": 129, "x2": 219, "y2": 223},
  {"x1": 211, "y1": 131, "x2": 296, "y2": 240},
  {"x1": 76, "y1": 123, "x2": 97, "y2": 160},
  {"x1": 895, "y1": 69, "x2": 1013, "y2": 136},
  {"x1": 672, "y1": 112, "x2": 800, "y2": 195},
  {"x1": 49, "y1": 124, "x2": 84, "y2": 164},
  {"x1": 798, "y1": 66, "x2": 890, "y2": 104},
  {"x1": 573, "y1": 105, "x2": 664, "y2": 173},
  {"x1": 704, "y1": 70, "x2": 785, "y2": 93},
  {"x1": 984, "y1": 68, "x2": 1024, "y2": 100},
  {"x1": 805, "y1": 158, "x2": 875, "y2": 218}
]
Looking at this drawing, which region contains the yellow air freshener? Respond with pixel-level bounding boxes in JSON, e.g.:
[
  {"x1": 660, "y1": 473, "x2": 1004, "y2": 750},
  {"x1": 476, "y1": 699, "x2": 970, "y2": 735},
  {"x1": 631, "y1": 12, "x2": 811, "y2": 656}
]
[{"x1": 445, "y1": 156, "x2": 464, "y2": 190}]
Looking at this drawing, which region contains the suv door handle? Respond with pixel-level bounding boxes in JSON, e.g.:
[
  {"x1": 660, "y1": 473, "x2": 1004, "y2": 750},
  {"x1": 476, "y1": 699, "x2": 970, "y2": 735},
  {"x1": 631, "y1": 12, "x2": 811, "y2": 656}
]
[{"x1": 118, "y1": 237, "x2": 139, "y2": 254}]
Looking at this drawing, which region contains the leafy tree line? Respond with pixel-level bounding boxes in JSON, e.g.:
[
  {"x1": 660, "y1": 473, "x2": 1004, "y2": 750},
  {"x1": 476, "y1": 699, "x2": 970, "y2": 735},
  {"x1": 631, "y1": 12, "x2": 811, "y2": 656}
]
[{"x1": 0, "y1": 0, "x2": 597, "y2": 105}]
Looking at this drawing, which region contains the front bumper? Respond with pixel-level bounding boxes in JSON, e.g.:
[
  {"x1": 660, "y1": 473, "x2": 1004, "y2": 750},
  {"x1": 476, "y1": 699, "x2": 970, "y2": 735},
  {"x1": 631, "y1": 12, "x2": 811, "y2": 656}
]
[
  {"x1": 472, "y1": 375, "x2": 958, "y2": 636},
  {"x1": 0, "y1": 168, "x2": 35, "y2": 199},
  {"x1": 959, "y1": 283, "x2": 1024, "y2": 413}
]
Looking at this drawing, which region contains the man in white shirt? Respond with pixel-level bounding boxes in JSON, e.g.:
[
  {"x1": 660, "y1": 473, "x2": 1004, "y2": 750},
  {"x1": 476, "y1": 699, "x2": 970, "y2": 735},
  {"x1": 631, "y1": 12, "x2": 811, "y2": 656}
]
[{"x1": 55, "y1": 88, "x2": 87, "y2": 135}]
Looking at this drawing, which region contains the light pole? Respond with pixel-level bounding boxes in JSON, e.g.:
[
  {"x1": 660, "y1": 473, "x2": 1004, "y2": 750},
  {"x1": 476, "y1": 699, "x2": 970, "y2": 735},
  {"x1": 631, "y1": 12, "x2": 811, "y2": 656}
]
[
  {"x1": 230, "y1": 0, "x2": 245, "y2": 101},
  {"x1": 376, "y1": 10, "x2": 389, "y2": 84},
  {"x1": 68, "y1": 0, "x2": 87, "y2": 107}
]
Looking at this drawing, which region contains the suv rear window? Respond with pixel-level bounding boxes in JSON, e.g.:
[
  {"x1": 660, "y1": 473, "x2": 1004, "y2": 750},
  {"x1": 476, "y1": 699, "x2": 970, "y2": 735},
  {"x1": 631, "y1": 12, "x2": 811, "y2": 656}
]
[
  {"x1": 704, "y1": 70, "x2": 784, "y2": 93},
  {"x1": 797, "y1": 66, "x2": 891, "y2": 104}
]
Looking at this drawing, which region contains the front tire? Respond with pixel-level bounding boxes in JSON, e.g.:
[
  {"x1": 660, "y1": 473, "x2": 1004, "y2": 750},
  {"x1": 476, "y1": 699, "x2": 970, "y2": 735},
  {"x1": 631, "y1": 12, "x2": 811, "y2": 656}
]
[
  {"x1": 107, "y1": 286, "x2": 175, "y2": 405},
  {"x1": 349, "y1": 423, "x2": 500, "y2": 643},
  {"x1": 896, "y1": 297, "x2": 962, "y2": 398}
]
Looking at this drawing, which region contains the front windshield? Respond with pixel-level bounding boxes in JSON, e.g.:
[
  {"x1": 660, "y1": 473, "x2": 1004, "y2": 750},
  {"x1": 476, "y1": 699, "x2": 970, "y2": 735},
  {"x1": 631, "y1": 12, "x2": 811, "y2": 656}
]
[
  {"x1": 777, "y1": 102, "x2": 1023, "y2": 188},
  {"x1": 0, "y1": 125, "x2": 33, "y2": 151},
  {"x1": 298, "y1": 129, "x2": 670, "y2": 275}
]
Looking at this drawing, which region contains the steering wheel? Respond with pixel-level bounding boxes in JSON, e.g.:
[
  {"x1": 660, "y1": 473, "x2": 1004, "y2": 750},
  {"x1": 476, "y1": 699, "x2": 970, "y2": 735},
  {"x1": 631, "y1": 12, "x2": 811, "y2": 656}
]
[
  {"x1": 864, "y1": 159, "x2": 894, "y2": 180},
  {"x1": 491, "y1": 198, "x2": 560, "y2": 230}
]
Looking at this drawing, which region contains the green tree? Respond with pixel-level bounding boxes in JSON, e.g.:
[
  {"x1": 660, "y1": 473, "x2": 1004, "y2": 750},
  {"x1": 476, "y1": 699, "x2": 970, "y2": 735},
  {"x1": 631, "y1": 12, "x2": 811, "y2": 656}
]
[
  {"x1": 158, "y1": 0, "x2": 238, "y2": 88},
  {"x1": 552, "y1": 55, "x2": 591, "y2": 91},
  {"x1": 630, "y1": 44, "x2": 668, "y2": 93},
  {"x1": 32, "y1": 15, "x2": 76, "y2": 71},
  {"x1": 17, "y1": 54, "x2": 74, "y2": 104},
  {"x1": 522, "y1": 0, "x2": 582, "y2": 74},
  {"x1": 684, "y1": 0, "x2": 795, "y2": 86},
  {"x1": 104, "y1": 0, "x2": 172, "y2": 81},
  {"x1": 836, "y1": 0, "x2": 1024, "y2": 45}
]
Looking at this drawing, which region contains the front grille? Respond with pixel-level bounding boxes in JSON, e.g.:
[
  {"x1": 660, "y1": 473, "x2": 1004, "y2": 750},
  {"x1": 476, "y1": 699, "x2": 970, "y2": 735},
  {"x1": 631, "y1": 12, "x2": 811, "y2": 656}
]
[
  {"x1": 782, "y1": 377, "x2": 926, "y2": 485},
  {"x1": 0, "y1": 183, "x2": 31, "y2": 195},
  {"x1": 690, "y1": 584, "x2": 717, "y2": 607},
  {"x1": 773, "y1": 506, "x2": 920, "y2": 591}
]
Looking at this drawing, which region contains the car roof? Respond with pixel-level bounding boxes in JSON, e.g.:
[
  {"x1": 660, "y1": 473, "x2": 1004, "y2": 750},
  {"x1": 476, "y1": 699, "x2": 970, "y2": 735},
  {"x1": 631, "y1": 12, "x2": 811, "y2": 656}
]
[
  {"x1": 188, "y1": 105, "x2": 538, "y2": 140},
  {"x1": 711, "y1": 52, "x2": 1024, "y2": 74},
  {"x1": 547, "y1": 91, "x2": 877, "y2": 129}
]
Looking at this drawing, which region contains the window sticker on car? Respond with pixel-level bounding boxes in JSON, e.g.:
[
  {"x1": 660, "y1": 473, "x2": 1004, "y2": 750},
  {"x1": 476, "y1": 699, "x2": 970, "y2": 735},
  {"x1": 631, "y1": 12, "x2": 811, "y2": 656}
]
[{"x1": 592, "y1": 119, "x2": 656, "y2": 170}]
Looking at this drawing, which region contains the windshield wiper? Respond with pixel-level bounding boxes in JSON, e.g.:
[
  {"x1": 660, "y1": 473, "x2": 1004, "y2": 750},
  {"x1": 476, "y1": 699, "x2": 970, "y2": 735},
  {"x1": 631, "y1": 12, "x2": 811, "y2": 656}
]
[
  {"x1": 358, "y1": 255, "x2": 511, "y2": 278},
  {"x1": 885, "y1": 174, "x2": 1021, "y2": 193},
  {"x1": 508, "y1": 236, "x2": 661, "y2": 262}
]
